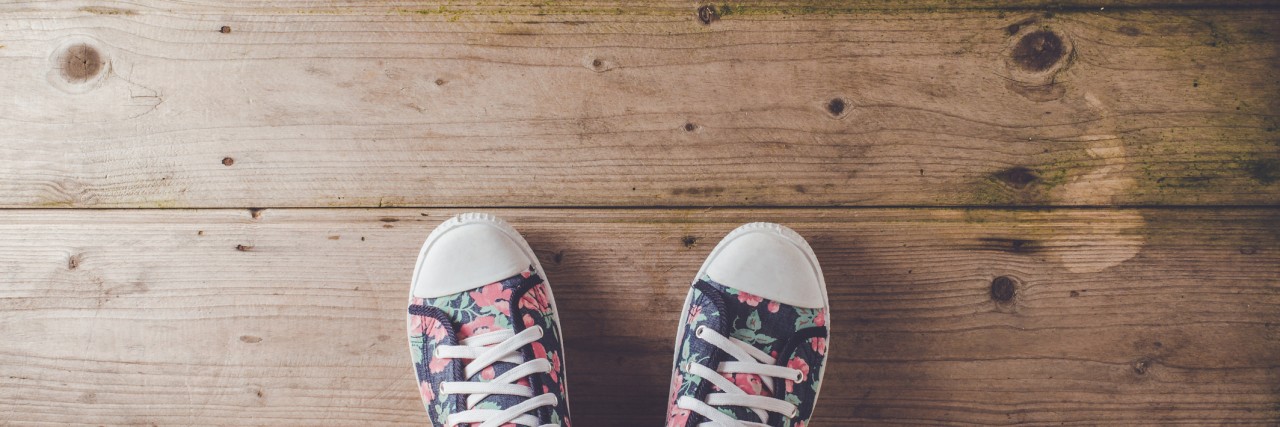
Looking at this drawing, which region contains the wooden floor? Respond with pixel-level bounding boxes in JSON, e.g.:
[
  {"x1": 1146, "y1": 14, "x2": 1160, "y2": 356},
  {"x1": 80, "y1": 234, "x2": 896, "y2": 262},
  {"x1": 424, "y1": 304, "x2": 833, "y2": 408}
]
[{"x1": 1, "y1": 1, "x2": 1277, "y2": 425}]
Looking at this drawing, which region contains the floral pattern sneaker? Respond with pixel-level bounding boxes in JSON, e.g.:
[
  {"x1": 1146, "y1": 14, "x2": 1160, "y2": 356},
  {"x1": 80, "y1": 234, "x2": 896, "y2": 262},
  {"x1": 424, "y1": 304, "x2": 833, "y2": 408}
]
[
  {"x1": 406, "y1": 214, "x2": 570, "y2": 427},
  {"x1": 667, "y1": 223, "x2": 830, "y2": 427}
]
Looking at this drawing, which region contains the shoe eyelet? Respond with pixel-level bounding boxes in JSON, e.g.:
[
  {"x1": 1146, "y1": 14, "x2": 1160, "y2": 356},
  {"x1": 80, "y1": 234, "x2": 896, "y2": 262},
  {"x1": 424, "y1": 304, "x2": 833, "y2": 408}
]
[
  {"x1": 694, "y1": 325, "x2": 706, "y2": 338},
  {"x1": 793, "y1": 371, "x2": 805, "y2": 382}
]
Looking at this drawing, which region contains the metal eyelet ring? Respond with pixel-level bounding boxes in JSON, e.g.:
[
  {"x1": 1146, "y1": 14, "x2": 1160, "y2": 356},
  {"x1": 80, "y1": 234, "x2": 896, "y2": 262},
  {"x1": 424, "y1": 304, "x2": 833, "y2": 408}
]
[{"x1": 695, "y1": 325, "x2": 707, "y2": 338}]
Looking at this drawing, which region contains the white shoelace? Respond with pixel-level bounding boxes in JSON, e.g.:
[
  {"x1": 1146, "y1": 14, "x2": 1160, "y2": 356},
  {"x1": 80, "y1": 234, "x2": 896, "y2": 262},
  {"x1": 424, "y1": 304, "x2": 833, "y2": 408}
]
[
  {"x1": 435, "y1": 326, "x2": 558, "y2": 427},
  {"x1": 677, "y1": 325, "x2": 803, "y2": 427}
]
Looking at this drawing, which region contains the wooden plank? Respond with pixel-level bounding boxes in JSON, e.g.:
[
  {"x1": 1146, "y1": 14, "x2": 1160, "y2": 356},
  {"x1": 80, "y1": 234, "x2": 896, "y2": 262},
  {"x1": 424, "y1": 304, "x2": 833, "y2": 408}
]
[
  {"x1": 3, "y1": 1, "x2": 1278, "y2": 15},
  {"x1": 1, "y1": 7, "x2": 1277, "y2": 208},
  {"x1": 1, "y1": 208, "x2": 1276, "y2": 425}
]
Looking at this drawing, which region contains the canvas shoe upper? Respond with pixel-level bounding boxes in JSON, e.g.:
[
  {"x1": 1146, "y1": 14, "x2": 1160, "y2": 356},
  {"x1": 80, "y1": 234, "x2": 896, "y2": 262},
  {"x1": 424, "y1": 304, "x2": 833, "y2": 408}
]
[
  {"x1": 407, "y1": 213, "x2": 571, "y2": 427},
  {"x1": 667, "y1": 223, "x2": 830, "y2": 427}
]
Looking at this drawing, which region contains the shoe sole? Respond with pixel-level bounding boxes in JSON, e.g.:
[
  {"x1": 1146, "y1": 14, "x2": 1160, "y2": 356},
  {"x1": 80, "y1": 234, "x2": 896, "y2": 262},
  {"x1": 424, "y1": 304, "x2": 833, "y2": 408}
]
[
  {"x1": 408, "y1": 212, "x2": 572, "y2": 417},
  {"x1": 670, "y1": 222, "x2": 830, "y2": 421}
]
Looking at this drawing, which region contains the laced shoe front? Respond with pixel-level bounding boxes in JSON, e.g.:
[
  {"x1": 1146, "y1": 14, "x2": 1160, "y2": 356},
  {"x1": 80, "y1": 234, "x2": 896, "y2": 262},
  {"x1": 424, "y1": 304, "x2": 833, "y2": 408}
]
[
  {"x1": 667, "y1": 223, "x2": 830, "y2": 427},
  {"x1": 407, "y1": 214, "x2": 571, "y2": 427}
]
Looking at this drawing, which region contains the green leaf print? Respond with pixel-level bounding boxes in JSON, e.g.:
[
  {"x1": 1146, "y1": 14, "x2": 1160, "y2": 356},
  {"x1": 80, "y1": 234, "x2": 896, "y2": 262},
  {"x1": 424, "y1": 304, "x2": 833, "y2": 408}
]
[
  {"x1": 794, "y1": 309, "x2": 817, "y2": 330},
  {"x1": 746, "y1": 311, "x2": 762, "y2": 331},
  {"x1": 409, "y1": 336, "x2": 425, "y2": 362},
  {"x1": 734, "y1": 328, "x2": 777, "y2": 345}
]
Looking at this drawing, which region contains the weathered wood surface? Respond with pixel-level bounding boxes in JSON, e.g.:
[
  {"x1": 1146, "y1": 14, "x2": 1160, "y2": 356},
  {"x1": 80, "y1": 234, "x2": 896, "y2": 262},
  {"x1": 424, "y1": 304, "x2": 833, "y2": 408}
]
[
  {"x1": 1, "y1": 4, "x2": 1277, "y2": 207},
  {"x1": 1, "y1": 208, "x2": 1276, "y2": 425}
]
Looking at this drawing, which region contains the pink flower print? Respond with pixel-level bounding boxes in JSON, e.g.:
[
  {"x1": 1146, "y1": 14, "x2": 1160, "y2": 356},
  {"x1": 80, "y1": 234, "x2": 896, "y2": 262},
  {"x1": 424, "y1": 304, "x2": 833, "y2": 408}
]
[
  {"x1": 410, "y1": 316, "x2": 448, "y2": 341},
  {"x1": 687, "y1": 305, "x2": 702, "y2": 324},
  {"x1": 419, "y1": 381, "x2": 435, "y2": 402},
  {"x1": 667, "y1": 374, "x2": 683, "y2": 416},
  {"x1": 533, "y1": 285, "x2": 550, "y2": 311},
  {"x1": 722, "y1": 372, "x2": 764, "y2": 396},
  {"x1": 811, "y1": 337, "x2": 827, "y2": 355},
  {"x1": 523, "y1": 313, "x2": 536, "y2": 328},
  {"x1": 532, "y1": 341, "x2": 548, "y2": 359},
  {"x1": 793, "y1": 421, "x2": 806, "y2": 427},
  {"x1": 471, "y1": 283, "x2": 513, "y2": 316},
  {"x1": 480, "y1": 366, "x2": 498, "y2": 380},
  {"x1": 520, "y1": 284, "x2": 551, "y2": 314},
  {"x1": 429, "y1": 356, "x2": 451, "y2": 374},
  {"x1": 814, "y1": 309, "x2": 827, "y2": 327},
  {"x1": 460, "y1": 315, "x2": 498, "y2": 339},
  {"x1": 768, "y1": 300, "x2": 781, "y2": 313},
  {"x1": 430, "y1": 326, "x2": 448, "y2": 342},
  {"x1": 407, "y1": 314, "x2": 429, "y2": 336},
  {"x1": 737, "y1": 291, "x2": 763, "y2": 307},
  {"x1": 786, "y1": 356, "x2": 810, "y2": 392},
  {"x1": 548, "y1": 351, "x2": 562, "y2": 383},
  {"x1": 668, "y1": 408, "x2": 691, "y2": 426}
]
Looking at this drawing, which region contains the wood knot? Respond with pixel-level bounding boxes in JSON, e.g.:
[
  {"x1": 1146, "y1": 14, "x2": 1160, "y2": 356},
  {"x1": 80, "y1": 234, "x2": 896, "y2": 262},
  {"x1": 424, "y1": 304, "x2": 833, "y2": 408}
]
[
  {"x1": 239, "y1": 335, "x2": 262, "y2": 343},
  {"x1": 994, "y1": 166, "x2": 1039, "y2": 189},
  {"x1": 1132, "y1": 357, "x2": 1153, "y2": 375},
  {"x1": 220, "y1": 25, "x2": 232, "y2": 34},
  {"x1": 684, "y1": 122, "x2": 697, "y2": 132},
  {"x1": 222, "y1": 157, "x2": 235, "y2": 166},
  {"x1": 826, "y1": 98, "x2": 847, "y2": 117},
  {"x1": 697, "y1": 5, "x2": 719, "y2": 25},
  {"x1": 585, "y1": 56, "x2": 614, "y2": 72},
  {"x1": 57, "y1": 43, "x2": 105, "y2": 83},
  {"x1": 1012, "y1": 30, "x2": 1066, "y2": 72},
  {"x1": 681, "y1": 235, "x2": 698, "y2": 248},
  {"x1": 990, "y1": 276, "x2": 1018, "y2": 303}
]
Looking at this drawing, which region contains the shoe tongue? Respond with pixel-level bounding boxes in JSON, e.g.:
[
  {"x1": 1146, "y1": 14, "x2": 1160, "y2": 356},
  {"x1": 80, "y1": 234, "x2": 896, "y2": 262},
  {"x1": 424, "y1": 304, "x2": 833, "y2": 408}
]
[
  {"x1": 699, "y1": 278, "x2": 791, "y2": 425},
  {"x1": 466, "y1": 360, "x2": 528, "y2": 410},
  {"x1": 445, "y1": 273, "x2": 540, "y2": 419}
]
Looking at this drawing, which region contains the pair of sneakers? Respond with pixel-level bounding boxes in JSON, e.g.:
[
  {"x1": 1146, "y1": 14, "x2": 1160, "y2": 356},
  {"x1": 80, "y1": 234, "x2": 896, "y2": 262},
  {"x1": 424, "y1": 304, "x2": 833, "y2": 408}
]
[{"x1": 406, "y1": 213, "x2": 830, "y2": 427}]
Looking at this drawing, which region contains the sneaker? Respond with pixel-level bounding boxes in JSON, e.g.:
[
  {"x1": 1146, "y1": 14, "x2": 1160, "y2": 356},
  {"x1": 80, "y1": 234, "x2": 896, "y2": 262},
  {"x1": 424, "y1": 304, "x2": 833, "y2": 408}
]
[
  {"x1": 406, "y1": 213, "x2": 571, "y2": 427},
  {"x1": 666, "y1": 223, "x2": 830, "y2": 427}
]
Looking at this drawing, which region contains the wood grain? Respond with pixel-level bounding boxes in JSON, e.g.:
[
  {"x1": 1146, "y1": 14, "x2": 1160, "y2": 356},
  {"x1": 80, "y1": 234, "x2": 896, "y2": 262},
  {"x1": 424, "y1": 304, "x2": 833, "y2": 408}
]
[
  {"x1": 1, "y1": 208, "x2": 1276, "y2": 425},
  {"x1": 1, "y1": 5, "x2": 1277, "y2": 208}
]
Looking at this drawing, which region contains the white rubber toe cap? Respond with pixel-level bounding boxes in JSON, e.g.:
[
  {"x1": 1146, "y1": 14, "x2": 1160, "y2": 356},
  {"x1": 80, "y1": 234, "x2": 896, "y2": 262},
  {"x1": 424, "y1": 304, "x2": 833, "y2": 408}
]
[
  {"x1": 411, "y1": 214, "x2": 534, "y2": 299},
  {"x1": 703, "y1": 223, "x2": 826, "y2": 309}
]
